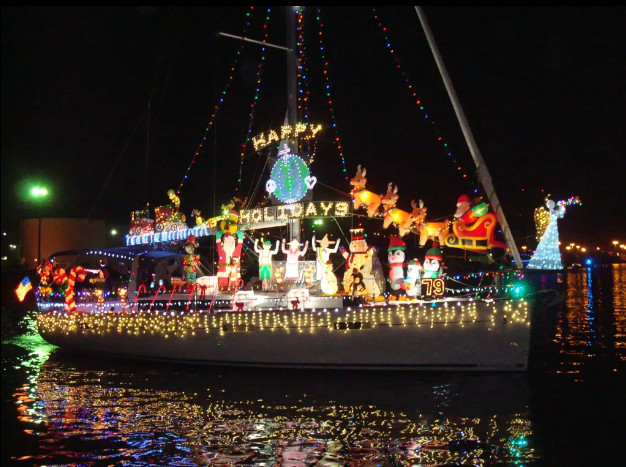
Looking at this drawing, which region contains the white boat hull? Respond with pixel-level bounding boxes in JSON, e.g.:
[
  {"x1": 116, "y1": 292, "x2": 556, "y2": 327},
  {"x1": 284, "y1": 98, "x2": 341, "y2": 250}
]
[{"x1": 37, "y1": 298, "x2": 531, "y2": 371}]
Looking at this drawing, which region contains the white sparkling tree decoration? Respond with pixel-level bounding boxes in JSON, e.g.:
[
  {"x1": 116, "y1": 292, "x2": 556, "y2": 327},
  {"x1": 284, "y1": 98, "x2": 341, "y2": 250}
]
[
  {"x1": 265, "y1": 143, "x2": 316, "y2": 204},
  {"x1": 527, "y1": 196, "x2": 580, "y2": 270}
]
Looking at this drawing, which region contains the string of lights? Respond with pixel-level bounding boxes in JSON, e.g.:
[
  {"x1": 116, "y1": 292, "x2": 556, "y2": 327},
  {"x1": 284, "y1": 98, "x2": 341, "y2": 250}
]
[
  {"x1": 371, "y1": 8, "x2": 476, "y2": 194},
  {"x1": 313, "y1": 7, "x2": 349, "y2": 180},
  {"x1": 175, "y1": 6, "x2": 256, "y2": 196},
  {"x1": 235, "y1": 8, "x2": 272, "y2": 199}
]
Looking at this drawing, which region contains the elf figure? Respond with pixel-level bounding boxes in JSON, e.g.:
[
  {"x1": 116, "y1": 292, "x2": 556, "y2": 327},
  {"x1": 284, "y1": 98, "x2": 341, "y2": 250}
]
[
  {"x1": 254, "y1": 238, "x2": 280, "y2": 291},
  {"x1": 423, "y1": 244, "x2": 444, "y2": 279},
  {"x1": 227, "y1": 257, "x2": 241, "y2": 291},
  {"x1": 402, "y1": 258, "x2": 423, "y2": 298},
  {"x1": 183, "y1": 235, "x2": 200, "y2": 285},
  {"x1": 216, "y1": 231, "x2": 243, "y2": 291},
  {"x1": 387, "y1": 235, "x2": 407, "y2": 292},
  {"x1": 37, "y1": 260, "x2": 54, "y2": 297}
]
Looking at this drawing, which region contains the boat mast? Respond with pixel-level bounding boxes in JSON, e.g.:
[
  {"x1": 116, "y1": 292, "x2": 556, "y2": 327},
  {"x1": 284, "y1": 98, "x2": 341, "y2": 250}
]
[
  {"x1": 286, "y1": 6, "x2": 301, "y2": 242},
  {"x1": 414, "y1": 6, "x2": 523, "y2": 269},
  {"x1": 217, "y1": 8, "x2": 301, "y2": 241}
]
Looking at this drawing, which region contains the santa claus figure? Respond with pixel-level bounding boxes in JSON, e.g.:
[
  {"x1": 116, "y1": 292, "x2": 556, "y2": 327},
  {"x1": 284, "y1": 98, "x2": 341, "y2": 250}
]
[{"x1": 216, "y1": 231, "x2": 243, "y2": 290}]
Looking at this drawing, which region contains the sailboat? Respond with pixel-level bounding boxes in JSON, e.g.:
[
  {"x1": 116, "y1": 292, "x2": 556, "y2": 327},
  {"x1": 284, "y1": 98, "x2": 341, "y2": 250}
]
[{"x1": 35, "y1": 6, "x2": 531, "y2": 371}]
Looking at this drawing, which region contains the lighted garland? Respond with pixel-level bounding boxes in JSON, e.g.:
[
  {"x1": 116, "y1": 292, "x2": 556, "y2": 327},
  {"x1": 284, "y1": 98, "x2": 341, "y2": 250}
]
[
  {"x1": 38, "y1": 300, "x2": 529, "y2": 340},
  {"x1": 314, "y1": 7, "x2": 349, "y2": 180},
  {"x1": 176, "y1": 6, "x2": 256, "y2": 196},
  {"x1": 371, "y1": 8, "x2": 476, "y2": 193},
  {"x1": 294, "y1": 8, "x2": 317, "y2": 164},
  {"x1": 296, "y1": 8, "x2": 310, "y2": 122}
]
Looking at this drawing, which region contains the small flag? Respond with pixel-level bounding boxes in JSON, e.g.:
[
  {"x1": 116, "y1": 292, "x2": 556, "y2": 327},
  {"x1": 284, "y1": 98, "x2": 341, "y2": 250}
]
[{"x1": 16, "y1": 276, "x2": 33, "y2": 302}]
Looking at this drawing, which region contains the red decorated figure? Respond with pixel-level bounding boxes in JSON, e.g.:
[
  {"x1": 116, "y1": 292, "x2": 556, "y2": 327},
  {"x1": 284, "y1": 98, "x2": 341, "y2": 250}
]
[{"x1": 216, "y1": 231, "x2": 243, "y2": 290}]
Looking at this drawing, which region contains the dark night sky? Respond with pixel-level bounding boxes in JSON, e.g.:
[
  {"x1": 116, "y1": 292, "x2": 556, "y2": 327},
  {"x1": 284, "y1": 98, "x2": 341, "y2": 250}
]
[{"x1": 2, "y1": 6, "x2": 624, "y2": 249}]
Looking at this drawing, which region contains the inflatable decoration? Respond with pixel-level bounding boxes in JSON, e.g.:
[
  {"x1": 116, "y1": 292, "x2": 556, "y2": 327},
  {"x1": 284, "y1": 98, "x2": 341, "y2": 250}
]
[
  {"x1": 53, "y1": 266, "x2": 68, "y2": 294},
  {"x1": 411, "y1": 199, "x2": 450, "y2": 247},
  {"x1": 340, "y1": 228, "x2": 382, "y2": 297},
  {"x1": 183, "y1": 235, "x2": 200, "y2": 284},
  {"x1": 219, "y1": 210, "x2": 239, "y2": 234},
  {"x1": 129, "y1": 208, "x2": 155, "y2": 236},
  {"x1": 387, "y1": 235, "x2": 407, "y2": 292},
  {"x1": 380, "y1": 183, "x2": 416, "y2": 238},
  {"x1": 37, "y1": 260, "x2": 54, "y2": 297},
  {"x1": 191, "y1": 208, "x2": 204, "y2": 226},
  {"x1": 444, "y1": 194, "x2": 506, "y2": 251},
  {"x1": 67, "y1": 266, "x2": 86, "y2": 312},
  {"x1": 349, "y1": 165, "x2": 382, "y2": 218},
  {"x1": 216, "y1": 230, "x2": 243, "y2": 290},
  {"x1": 422, "y1": 244, "x2": 443, "y2": 279},
  {"x1": 154, "y1": 189, "x2": 186, "y2": 232},
  {"x1": 402, "y1": 259, "x2": 423, "y2": 298}
]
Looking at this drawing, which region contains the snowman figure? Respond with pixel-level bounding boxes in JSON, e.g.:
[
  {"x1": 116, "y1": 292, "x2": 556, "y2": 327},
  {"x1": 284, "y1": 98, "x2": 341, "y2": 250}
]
[
  {"x1": 387, "y1": 235, "x2": 407, "y2": 292},
  {"x1": 422, "y1": 244, "x2": 443, "y2": 279}
]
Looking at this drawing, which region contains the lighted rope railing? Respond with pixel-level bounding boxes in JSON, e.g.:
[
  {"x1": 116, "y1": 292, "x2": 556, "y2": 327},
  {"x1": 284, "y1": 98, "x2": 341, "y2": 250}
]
[
  {"x1": 231, "y1": 279, "x2": 246, "y2": 311},
  {"x1": 185, "y1": 283, "x2": 197, "y2": 312},
  {"x1": 207, "y1": 289, "x2": 218, "y2": 314},
  {"x1": 149, "y1": 285, "x2": 167, "y2": 311},
  {"x1": 167, "y1": 283, "x2": 184, "y2": 310}
]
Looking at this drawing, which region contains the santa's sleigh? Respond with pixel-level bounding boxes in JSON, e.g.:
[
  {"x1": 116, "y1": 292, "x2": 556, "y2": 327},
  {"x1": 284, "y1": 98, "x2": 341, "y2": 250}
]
[{"x1": 444, "y1": 212, "x2": 507, "y2": 251}]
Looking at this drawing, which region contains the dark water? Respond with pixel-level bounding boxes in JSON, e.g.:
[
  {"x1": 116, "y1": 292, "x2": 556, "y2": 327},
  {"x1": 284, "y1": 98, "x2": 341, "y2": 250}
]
[{"x1": 2, "y1": 265, "x2": 625, "y2": 466}]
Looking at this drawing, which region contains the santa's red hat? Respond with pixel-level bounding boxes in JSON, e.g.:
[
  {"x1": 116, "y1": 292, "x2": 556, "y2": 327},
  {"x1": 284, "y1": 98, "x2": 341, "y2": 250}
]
[
  {"x1": 388, "y1": 235, "x2": 406, "y2": 251},
  {"x1": 457, "y1": 194, "x2": 471, "y2": 205}
]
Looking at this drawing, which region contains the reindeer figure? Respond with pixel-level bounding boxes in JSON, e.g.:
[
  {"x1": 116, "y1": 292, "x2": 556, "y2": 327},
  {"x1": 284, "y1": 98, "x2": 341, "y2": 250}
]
[
  {"x1": 381, "y1": 183, "x2": 399, "y2": 228},
  {"x1": 410, "y1": 199, "x2": 427, "y2": 227},
  {"x1": 350, "y1": 164, "x2": 382, "y2": 217},
  {"x1": 411, "y1": 199, "x2": 451, "y2": 246},
  {"x1": 381, "y1": 184, "x2": 414, "y2": 237}
]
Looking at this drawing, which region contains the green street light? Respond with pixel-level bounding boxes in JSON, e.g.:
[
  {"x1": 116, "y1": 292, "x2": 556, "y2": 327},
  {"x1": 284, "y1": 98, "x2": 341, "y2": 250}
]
[{"x1": 30, "y1": 185, "x2": 49, "y2": 268}]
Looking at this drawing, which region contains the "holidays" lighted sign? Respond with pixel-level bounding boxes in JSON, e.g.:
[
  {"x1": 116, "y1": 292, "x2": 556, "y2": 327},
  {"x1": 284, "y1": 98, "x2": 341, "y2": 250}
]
[{"x1": 239, "y1": 201, "x2": 350, "y2": 227}]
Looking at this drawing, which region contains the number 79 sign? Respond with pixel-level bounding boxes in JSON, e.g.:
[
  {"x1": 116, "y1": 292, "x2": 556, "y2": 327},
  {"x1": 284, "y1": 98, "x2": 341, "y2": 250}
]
[{"x1": 421, "y1": 278, "x2": 445, "y2": 296}]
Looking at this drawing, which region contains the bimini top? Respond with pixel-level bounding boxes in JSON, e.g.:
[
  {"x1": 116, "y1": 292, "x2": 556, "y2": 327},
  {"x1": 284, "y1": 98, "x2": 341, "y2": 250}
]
[{"x1": 48, "y1": 245, "x2": 184, "y2": 263}]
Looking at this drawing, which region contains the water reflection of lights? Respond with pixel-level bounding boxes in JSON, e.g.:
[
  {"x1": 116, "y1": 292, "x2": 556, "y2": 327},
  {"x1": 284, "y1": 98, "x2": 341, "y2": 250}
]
[
  {"x1": 6, "y1": 313, "x2": 537, "y2": 465},
  {"x1": 559, "y1": 266, "x2": 626, "y2": 374}
]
